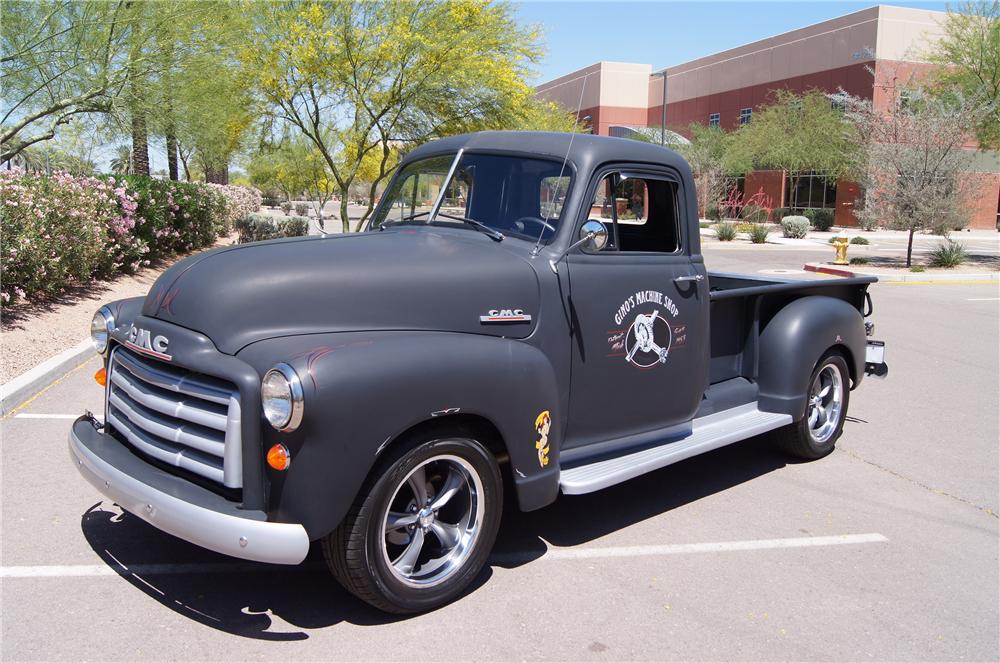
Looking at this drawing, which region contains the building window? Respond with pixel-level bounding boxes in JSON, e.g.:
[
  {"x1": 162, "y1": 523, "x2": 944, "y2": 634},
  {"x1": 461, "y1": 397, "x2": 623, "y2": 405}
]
[
  {"x1": 785, "y1": 172, "x2": 837, "y2": 210},
  {"x1": 739, "y1": 108, "x2": 752, "y2": 125},
  {"x1": 708, "y1": 113, "x2": 720, "y2": 128}
]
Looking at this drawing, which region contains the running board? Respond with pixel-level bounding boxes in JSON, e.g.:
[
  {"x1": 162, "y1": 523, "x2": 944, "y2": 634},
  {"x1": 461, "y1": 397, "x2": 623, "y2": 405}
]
[{"x1": 559, "y1": 404, "x2": 793, "y2": 495}]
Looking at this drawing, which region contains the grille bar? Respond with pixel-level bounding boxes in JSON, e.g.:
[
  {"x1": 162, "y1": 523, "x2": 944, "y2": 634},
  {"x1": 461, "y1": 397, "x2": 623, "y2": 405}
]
[{"x1": 107, "y1": 347, "x2": 243, "y2": 488}]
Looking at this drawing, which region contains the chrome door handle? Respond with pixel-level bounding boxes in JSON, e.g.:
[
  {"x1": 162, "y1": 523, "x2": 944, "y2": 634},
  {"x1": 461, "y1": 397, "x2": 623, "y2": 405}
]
[{"x1": 674, "y1": 274, "x2": 704, "y2": 284}]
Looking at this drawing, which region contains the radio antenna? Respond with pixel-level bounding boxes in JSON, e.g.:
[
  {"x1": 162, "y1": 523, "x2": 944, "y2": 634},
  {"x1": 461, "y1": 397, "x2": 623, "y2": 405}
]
[{"x1": 531, "y1": 69, "x2": 593, "y2": 257}]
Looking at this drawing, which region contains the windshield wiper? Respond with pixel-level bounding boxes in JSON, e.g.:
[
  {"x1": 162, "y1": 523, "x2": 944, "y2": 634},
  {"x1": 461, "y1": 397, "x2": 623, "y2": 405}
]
[
  {"x1": 379, "y1": 212, "x2": 429, "y2": 230},
  {"x1": 432, "y1": 212, "x2": 505, "y2": 242}
]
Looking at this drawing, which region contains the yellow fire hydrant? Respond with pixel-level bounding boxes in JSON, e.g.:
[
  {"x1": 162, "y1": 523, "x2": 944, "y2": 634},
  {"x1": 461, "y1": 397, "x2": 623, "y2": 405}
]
[{"x1": 832, "y1": 235, "x2": 850, "y2": 265}]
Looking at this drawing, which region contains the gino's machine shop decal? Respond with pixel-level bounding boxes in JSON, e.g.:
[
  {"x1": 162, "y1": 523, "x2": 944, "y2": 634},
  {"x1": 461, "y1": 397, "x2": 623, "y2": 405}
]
[
  {"x1": 607, "y1": 290, "x2": 687, "y2": 369},
  {"x1": 534, "y1": 410, "x2": 551, "y2": 468}
]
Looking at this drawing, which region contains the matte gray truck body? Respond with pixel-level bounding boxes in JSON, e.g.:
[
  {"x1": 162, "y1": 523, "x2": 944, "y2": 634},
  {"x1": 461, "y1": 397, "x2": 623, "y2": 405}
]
[{"x1": 69, "y1": 131, "x2": 886, "y2": 573}]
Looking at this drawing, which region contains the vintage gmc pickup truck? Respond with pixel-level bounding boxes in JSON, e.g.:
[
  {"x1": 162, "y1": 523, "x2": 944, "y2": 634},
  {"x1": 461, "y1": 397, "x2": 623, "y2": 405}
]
[{"x1": 70, "y1": 132, "x2": 887, "y2": 613}]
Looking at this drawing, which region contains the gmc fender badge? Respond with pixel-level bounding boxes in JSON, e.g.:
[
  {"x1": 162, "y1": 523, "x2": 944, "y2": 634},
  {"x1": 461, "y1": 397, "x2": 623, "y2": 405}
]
[
  {"x1": 479, "y1": 309, "x2": 532, "y2": 324},
  {"x1": 124, "y1": 323, "x2": 172, "y2": 361}
]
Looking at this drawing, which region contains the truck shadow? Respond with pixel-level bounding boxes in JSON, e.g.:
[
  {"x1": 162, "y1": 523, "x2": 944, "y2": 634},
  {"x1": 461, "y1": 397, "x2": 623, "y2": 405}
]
[{"x1": 79, "y1": 434, "x2": 790, "y2": 639}]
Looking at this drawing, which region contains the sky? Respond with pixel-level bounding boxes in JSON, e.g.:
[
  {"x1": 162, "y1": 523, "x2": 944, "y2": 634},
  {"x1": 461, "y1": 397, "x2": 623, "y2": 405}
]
[{"x1": 515, "y1": 0, "x2": 950, "y2": 83}]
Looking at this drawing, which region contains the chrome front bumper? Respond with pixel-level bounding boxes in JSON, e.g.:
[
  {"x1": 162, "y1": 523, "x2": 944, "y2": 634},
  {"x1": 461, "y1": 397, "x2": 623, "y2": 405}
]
[{"x1": 69, "y1": 416, "x2": 309, "y2": 565}]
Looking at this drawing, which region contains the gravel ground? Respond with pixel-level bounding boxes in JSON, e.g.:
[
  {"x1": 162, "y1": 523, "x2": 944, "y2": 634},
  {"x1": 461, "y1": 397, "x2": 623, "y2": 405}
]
[{"x1": 0, "y1": 234, "x2": 238, "y2": 383}]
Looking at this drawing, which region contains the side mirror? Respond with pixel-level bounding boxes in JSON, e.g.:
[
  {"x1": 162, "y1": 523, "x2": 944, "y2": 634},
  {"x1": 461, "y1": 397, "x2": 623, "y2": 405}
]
[{"x1": 580, "y1": 219, "x2": 609, "y2": 253}]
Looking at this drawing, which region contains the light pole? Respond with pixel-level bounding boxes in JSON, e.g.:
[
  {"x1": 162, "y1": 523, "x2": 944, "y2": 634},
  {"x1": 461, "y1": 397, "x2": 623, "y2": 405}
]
[{"x1": 660, "y1": 70, "x2": 668, "y2": 146}]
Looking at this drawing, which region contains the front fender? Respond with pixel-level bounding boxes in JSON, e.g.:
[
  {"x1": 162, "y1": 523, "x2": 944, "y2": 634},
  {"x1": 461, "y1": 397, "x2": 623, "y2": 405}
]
[
  {"x1": 237, "y1": 331, "x2": 562, "y2": 541},
  {"x1": 757, "y1": 296, "x2": 866, "y2": 418}
]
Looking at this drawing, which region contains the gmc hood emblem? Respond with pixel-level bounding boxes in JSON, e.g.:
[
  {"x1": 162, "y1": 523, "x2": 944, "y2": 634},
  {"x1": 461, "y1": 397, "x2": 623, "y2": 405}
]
[
  {"x1": 479, "y1": 309, "x2": 532, "y2": 324},
  {"x1": 124, "y1": 323, "x2": 172, "y2": 361}
]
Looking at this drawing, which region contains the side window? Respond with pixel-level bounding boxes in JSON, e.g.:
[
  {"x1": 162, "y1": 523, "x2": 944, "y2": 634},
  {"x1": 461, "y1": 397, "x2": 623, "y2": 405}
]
[{"x1": 586, "y1": 172, "x2": 680, "y2": 253}]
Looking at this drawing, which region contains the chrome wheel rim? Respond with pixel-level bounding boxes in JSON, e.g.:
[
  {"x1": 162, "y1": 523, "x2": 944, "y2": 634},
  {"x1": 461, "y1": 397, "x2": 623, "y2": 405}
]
[
  {"x1": 380, "y1": 453, "x2": 485, "y2": 588},
  {"x1": 807, "y1": 364, "x2": 843, "y2": 444}
]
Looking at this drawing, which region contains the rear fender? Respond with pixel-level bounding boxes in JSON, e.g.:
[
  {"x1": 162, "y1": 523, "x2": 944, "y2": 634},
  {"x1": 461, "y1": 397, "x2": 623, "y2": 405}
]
[
  {"x1": 238, "y1": 331, "x2": 561, "y2": 540},
  {"x1": 757, "y1": 296, "x2": 866, "y2": 418}
]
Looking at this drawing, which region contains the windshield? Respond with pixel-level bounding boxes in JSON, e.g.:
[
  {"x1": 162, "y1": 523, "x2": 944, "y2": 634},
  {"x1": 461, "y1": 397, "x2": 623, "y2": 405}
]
[{"x1": 372, "y1": 152, "x2": 572, "y2": 243}]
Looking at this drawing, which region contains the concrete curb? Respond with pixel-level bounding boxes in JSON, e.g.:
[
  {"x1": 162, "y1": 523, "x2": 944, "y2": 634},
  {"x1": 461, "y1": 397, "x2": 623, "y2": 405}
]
[
  {"x1": 1, "y1": 339, "x2": 94, "y2": 415},
  {"x1": 804, "y1": 263, "x2": 1000, "y2": 282}
]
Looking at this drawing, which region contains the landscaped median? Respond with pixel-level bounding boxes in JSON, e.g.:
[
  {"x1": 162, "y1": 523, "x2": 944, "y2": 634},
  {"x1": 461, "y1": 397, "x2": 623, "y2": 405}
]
[
  {"x1": 0, "y1": 168, "x2": 262, "y2": 304},
  {"x1": 0, "y1": 169, "x2": 265, "y2": 412}
]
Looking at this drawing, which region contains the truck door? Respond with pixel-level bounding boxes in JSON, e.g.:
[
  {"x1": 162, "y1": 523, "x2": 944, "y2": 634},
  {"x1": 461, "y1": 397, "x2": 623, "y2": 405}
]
[{"x1": 563, "y1": 168, "x2": 708, "y2": 450}]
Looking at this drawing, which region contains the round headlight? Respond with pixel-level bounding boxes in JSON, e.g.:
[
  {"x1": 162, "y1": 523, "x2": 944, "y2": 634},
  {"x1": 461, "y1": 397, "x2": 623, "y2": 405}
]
[
  {"x1": 262, "y1": 363, "x2": 304, "y2": 432},
  {"x1": 91, "y1": 306, "x2": 115, "y2": 355}
]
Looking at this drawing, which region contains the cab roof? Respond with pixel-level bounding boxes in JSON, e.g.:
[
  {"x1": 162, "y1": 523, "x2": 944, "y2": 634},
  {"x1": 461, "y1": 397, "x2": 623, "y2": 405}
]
[{"x1": 404, "y1": 131, "x2": 692, "y2": 177}]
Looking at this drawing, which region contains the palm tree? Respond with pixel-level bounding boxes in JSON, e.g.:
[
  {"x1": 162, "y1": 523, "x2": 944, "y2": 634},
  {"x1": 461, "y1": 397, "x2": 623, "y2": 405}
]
[{"x1": 110, "y1": 145, "x2": 134, "y2": 175}]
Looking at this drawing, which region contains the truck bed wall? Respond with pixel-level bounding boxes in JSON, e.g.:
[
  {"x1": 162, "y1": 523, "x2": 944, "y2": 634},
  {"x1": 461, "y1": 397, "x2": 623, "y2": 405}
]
[{"x1": 707, "y1": 272, "x2": 872, "y2": 388}]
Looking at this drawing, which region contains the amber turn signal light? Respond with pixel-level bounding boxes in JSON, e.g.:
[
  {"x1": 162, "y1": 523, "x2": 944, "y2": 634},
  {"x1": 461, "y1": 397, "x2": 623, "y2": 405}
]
[
  {"x1": 267, "y1": 444, "x2": 291, "y2": 471},
  {"x1": 94, "y1": 367, "x2": 107, "y2": 386}
]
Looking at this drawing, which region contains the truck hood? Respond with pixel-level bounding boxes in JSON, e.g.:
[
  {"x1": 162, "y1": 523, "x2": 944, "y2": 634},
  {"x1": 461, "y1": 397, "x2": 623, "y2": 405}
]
[{"x1": 141, "y1": 228, "x2": 541, "y2": 354}]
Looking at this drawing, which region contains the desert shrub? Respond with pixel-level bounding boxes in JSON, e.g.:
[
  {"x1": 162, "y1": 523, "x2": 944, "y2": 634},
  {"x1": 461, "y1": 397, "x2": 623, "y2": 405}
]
[
  {"x1": 910, "y1": 265, "x2": 926, "y2": 273},
  {"x1": 741, "y1": 204, "x2": 769, "y2": 224},
  {"x1": 780, "y1": 216, "x2": 810, "y2": 238},
  {"x1": 849, "y1": 257, "x2": 869, "y2": 265},
  {"x1": 748, "y1": 223, "x2": 771, "y2": 244},
  {"x1": 928, "y1": 241, "x2": 967, "y2": 268},
  {"x1": 714, "y1": 221, "x2": 737, "y2": 241},
  {"x1": 772, "y1": 207, "x2": 791, "y2": 221},
  {"x1": 850, "y1": 236, "x2": 869, "y2": 245},
  {"x1": 804, "y1": 208, "x2": 835, "y2": 231},
  {"x1": 294, "y1": 202, "x2": 309, "y2": 217},
  {"x1": 234, "y1": 214, "x2": 309, "y2": 243},
  {"x1": 280, "y1": 201, "x2": 292, "y2": 215},
  {"x1": 705, "y1": 204, "x2": 721, "y2": 221},
  {"x1": 699, "y1": 222, "x2": 710, "y2": 229}
]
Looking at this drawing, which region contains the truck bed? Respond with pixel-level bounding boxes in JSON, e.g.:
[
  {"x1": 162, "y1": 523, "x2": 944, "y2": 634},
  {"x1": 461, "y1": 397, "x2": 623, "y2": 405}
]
[{"x1": 707, "y1": 271, "x2": 876, "y2": 386}]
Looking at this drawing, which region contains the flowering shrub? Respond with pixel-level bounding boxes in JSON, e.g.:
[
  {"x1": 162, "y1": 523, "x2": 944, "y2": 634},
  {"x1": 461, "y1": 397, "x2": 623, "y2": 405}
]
[
  {"x1": 207, "y1": 183, "x2": 262, "y2": 232},
  {"x1": 1, "y1": 169, "x2": 261, "y2": 303}
]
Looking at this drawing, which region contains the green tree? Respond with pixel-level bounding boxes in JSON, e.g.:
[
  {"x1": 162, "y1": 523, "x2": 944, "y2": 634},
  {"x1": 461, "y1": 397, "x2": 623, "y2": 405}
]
[
  {"x1": 926, "y1": 1, "x2": 1000, "y2": 150},
  {"x1": 842, "y1": 80, "x2": 985, "y2": 266},
  {"x1": 728, "y1": 89, "x2": 860, "y2": 208},
  {"x1": 243, "y1": 0, "x2": 575, "y2": 233},
  {"x1": 678, "y1": 123, "x2": 744, "y2": 215}
]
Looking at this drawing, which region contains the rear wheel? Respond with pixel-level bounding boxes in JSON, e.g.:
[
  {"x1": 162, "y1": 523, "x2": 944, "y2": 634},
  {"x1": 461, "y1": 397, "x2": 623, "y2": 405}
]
[
  {"x1": 774, "y1": 352, "x2": 850, "y2": 460},
  {"x1": 323, "y1": 434, "x2": 502, "y2": 614}
]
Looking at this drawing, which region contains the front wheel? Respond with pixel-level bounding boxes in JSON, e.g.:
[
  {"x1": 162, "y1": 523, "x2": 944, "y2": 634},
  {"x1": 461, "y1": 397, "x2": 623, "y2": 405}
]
[
  {"x1": 774, "y1": 352, "x2": 850, "y2": 460},
  {"x1": 323, "y1": 435, "x2": 503, "y2": 614}
]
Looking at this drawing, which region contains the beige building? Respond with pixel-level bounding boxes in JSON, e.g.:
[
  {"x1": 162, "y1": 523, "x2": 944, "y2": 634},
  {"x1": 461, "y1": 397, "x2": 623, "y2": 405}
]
[{"x1": 535, "y1": 5, "x2": 999, "y2": 229}]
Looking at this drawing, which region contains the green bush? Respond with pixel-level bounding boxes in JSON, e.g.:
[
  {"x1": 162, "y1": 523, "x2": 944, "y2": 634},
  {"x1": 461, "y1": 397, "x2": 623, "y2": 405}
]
[
  {"x1": 714, "y1": 221, "x2": 737, "y2": 241},
  {"x1": 849, "y1": 257, "x2": 869, "y2": 265},
  {"x1": 850, "y1": 236, "x2": 869, "y2": 245},
  {"x1": 780, "y1": 215, "x2": 810, "y2": 239},
  {"x1": 804, "y1": 208, "x2": 835, "y2": 231},
  {"x1": 741, "y1": 204, "x2": 769, "y2": 224},
  {"x1": 910, "y1": 265, "x2": 926, "y2": 273},
  {"x1": 294, "y1": 202, "x2": 309, "y2": 217},
  {"x1": 928, "y1": 241, "x2": 967, "y2": 268},
  {"x1": 705, "y1": 204, "x2": 721, "y2": 221},
  {"x1": 234, "y1": 214, "x2": 309, "y2": 243},
  {"x1": 748, "y1": 223, "x2": 771, "y2": 244},
  {"x1": 280, "y1": 201, "x2": 292, "y2": 215},
  {"x1": 699, "y1": 222, "x2": 710, "y2": 229},
  {"x1": 772, "y1": 207, "x2": 791, "y2": 221}
]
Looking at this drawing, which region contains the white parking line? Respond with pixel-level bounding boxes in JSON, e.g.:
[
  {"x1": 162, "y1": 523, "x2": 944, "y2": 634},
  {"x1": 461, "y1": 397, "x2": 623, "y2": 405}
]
[
  {"x1": 1, "y1": 533, "x2": 887, "y2": 578},
  {"x1": 967, "y1": 298, "x2": 999, "y2": 301},
  {"x1": 13, "y1": 413, "x2": 81, "y2": 420}
]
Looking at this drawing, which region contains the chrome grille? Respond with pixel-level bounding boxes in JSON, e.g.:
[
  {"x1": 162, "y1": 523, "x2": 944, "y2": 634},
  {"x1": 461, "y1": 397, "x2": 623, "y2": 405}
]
[{"x1": 106, "y1": 347, "x2": 243, "y2": 488}]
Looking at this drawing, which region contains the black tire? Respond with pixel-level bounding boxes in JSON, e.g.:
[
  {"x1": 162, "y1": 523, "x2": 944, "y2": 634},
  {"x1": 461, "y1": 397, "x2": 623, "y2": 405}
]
[
  {"x1": 322, "y1": 433, "x2": 503, "y2": 614},
  {"x1": 774, "y1": 351, "x2": 850, "y2": 460}
]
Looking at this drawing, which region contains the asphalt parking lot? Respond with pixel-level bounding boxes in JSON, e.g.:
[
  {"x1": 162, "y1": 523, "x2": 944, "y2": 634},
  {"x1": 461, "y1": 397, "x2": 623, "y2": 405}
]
[{"x1": 2, "y1": 243, "x2": 998, "y2": 661}]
